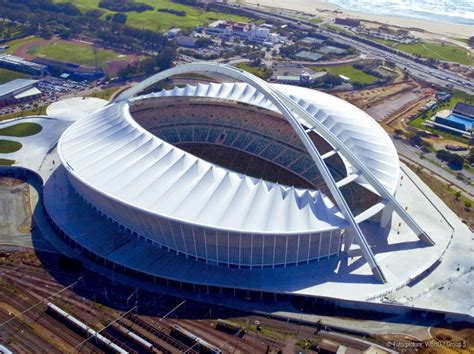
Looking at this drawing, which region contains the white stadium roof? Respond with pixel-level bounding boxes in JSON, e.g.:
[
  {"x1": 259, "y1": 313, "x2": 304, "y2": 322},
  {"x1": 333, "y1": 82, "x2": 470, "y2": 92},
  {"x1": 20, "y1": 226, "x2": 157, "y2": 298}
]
[
  {"x1": 59, "y1": 80, "x2": 403, "y2": 234},
  {"x1": 58, "y1": 62, "x2": 434, "y2": 282}
]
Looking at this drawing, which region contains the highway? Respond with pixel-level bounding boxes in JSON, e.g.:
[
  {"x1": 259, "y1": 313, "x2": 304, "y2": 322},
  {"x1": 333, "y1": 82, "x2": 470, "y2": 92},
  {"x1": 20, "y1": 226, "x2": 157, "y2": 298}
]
[{"x1": 220, "y1": 4, "x2": 474, "y2": 95}]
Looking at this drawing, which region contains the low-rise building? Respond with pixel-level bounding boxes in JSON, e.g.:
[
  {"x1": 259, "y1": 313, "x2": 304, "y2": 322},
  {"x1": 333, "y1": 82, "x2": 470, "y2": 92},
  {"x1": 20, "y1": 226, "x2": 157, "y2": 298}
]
[
  {"x1": 429, "y1": 102, "x2": 474, "y2": 139},
  {"x1": 31, "y1": 57, "x2": 104, "y2": 80},
  {"x1": 0, "y1": 78, "x2": 41, "y2": 107},
  {"x1": 335, "y1": 18, "x2": 361, "y2": 27},
  {"x1": 0, "y1": 54, "x2": 46, "y2": 76},
  {"x1": 167, "y1": 28, "x2": 181, "y2": 38},
  {"x1": 176, "y1": 36, "x2": 198, "y2": 48},
  {"x1": 207, "y1": 20, "x2": 280, "y2": 44}
]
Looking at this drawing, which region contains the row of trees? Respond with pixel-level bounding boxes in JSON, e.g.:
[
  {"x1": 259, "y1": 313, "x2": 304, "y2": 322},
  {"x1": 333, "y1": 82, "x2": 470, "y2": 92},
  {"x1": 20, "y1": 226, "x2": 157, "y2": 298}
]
[
  {"x1": 98, "y1": 0, "x2": 154, "y2": 13},
  {"x1": 436, "y1": 149, "x2": 465, "y2": 170}
]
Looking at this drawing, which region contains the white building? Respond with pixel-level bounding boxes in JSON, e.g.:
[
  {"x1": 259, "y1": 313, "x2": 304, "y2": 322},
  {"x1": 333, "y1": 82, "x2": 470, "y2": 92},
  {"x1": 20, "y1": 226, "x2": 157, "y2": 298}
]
[{"x1": 207, "y1": 20, "x2": 280, "y2": 44}]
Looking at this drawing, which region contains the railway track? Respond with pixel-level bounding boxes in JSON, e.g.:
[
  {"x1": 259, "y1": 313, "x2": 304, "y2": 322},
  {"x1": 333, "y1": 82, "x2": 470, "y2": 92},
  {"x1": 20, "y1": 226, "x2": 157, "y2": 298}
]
[
  {"x1": 0, "y1": 282, "x2": 101, "y2": 353},
  {"x1": 124, "y1": 313, "x2": 196, "y2": 353},
  {"x1": 0, "y1": 262, "x2": 322, "y2": 353}
]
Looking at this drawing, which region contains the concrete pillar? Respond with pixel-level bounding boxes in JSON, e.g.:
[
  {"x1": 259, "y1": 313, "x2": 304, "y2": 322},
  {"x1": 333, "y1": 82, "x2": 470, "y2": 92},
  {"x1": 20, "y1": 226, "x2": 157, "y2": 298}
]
[{"x1": 380, "y1": 203, "x2": 393, "y2": 229}]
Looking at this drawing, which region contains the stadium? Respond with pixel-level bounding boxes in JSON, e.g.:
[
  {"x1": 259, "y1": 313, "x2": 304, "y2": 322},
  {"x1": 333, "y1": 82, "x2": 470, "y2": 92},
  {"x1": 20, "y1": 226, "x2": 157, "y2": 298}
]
[{"x1": 42, "y1": 63, "x2": 457, "y2": 302}]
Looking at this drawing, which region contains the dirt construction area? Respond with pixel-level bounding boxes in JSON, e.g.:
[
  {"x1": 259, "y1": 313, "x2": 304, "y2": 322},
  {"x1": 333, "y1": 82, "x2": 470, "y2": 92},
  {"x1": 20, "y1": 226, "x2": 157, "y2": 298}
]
[
  {"x1": 336, "y1": 80, "x2": 433, "y2": 122},
  {"x1": 0, "y1": 177, "x2": 31, "y2": 239}
]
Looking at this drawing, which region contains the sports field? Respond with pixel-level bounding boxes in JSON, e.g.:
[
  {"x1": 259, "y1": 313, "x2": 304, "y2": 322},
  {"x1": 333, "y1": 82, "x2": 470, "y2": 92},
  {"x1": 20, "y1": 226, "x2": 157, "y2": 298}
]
[
  {"x1": 26, "y1": 40, "x2": 126, "y2": 67},
  {"x1": 55, "y1": 0, "x2": 250, "y2": 31},
  {"x1": 4, "y1": 36, "x2": 40, "y2": 55},
  {"x1": 312, "y1": 65, "x2": 379, "y2": 84},
  {"x1": 0, "y1": 69, "x2": 31, "y2": 84}
]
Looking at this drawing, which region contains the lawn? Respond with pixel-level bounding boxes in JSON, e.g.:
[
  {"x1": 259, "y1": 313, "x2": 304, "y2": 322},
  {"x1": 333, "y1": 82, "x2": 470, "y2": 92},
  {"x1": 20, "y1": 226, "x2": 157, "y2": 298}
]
[
  {"x1": 4, "y1": 36, "x2": 40, "y2": 54},
  {"x1": 236, "y1": 63, "x2": 269, "y2": 79},
  {"x1": 0, "y1": 69, "x2": 31, "y2": 84},
  {"x1": 0, "y1": 122, "x2": 43, "y2": 137},
  {"x1": 27, "y1": 40, "x2": 125, "y2": 67},
  {"x1": 0, "y1": 140, "x2": 22, "y2": 153},
  {"x1": 312, "y1": 64, "x2": 378, "y2": 84},
  {"x1": 396, "y1": 42, "x2": 473, "y2": 66},
  {"x1": 0, "y1": 158, "x2": 15, "y2": 165},
  {"x1": 87, "y1": 86, "x2": 123, "y2": 100},
  {"x1": 55, "y1": 0, "x2": 250, "y2": 31},
  {"x1": 372, "y1": 38, "x2": 473, "y2": 66}
]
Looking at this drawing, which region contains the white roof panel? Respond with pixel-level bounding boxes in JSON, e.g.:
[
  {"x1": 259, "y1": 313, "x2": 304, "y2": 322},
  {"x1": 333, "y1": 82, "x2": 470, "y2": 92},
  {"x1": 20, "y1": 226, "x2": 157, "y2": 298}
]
[{"x1": 59, "y1": 82, "x2": 399, "y2": 234}]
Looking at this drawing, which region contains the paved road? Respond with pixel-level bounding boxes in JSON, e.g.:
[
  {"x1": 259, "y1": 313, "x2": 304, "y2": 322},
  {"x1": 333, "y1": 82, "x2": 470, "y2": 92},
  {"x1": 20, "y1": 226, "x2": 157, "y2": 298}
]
[{"x1": 393, "y1": 139, "x2": 474, "y2": 196}]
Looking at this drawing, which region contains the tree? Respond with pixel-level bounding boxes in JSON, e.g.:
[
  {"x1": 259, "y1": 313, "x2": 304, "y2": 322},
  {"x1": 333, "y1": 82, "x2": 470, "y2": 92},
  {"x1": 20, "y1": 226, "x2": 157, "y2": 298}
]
[
  {"x1": 156, "y1": 47, "x2": 176, "y2": 71},
  {"x1": 455, "y1": 191, "x2": 461, "y2": 201},
  {"x1": 394, "y1": 129, "x2": 403, "y2": 138},
  {"x1": 468, "y1": 36, "x2": 474, "y2": 49},
  {"x1": 464, "y1": 201, "x2": 471, "y2": 210}
]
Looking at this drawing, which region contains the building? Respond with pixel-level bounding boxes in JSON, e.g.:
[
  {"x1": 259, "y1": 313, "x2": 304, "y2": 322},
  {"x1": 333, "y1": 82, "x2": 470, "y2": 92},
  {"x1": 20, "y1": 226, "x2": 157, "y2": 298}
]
[
  {"x1": 0, "y1": 54, "x2": 46, "y2": 76},
  {"x1": 432, "y1": 102, "x2": 474, "y2": 139},
  {"x1": 271, "y1": 64, "x2": 327, "y2": 85},
  {"x1": 453, "y1": 102, "x2": 474, "y2": 119},
  {"x1": 274, "y1": 72, "x2": 327, "y2": 85},
  {"x1": 0, "y1": 78, "x2": 41, "y2": 107},
  {"x1": 335, "y1": 18, "x2": 361, "y2": 27},
  {"x1": 176, "y1": 36, "x2": 198, "y2": 48},
  {"x1": 32, "y1": 57, "x2": 104, "y2": 80},
  {"x1": 167, "y1": 28, "x2": 181, "y2": 38},
  {"x1": 207, "y1": 20, "x2": 279, "y2": 44}
]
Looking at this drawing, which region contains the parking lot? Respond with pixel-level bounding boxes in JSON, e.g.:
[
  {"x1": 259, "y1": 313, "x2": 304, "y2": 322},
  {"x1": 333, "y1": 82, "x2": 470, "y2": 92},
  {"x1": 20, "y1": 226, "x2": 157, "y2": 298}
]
[{"x1": 0, "y1": 77, "x2": 96, "y2": 117}]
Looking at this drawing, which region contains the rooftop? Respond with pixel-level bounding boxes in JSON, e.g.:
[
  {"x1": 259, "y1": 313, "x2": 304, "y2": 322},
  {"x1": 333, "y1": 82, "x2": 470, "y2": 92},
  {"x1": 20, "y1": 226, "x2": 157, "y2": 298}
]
[
  {"x1": 0, "y1": 78, "x2": 39, "y2": 97},
  {"x1": 453, "y1": 102, "x2": 474, "y2": 119}
]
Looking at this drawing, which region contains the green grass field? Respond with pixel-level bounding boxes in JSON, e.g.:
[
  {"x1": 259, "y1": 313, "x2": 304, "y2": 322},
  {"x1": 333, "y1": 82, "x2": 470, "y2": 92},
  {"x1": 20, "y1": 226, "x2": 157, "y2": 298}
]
[
  {"x1": 54, "y1": 0, "x2": 250, "y2": 32},
  {"x1": 0, "y1": 158, "x2": 15, "y2": 165},
  {"x1": 312, "y1": 64, "x2": 378, "y2": 84},
  {"x1": 4, "y1": 36, "x2": 40, "y2": 54},
  {"x1": 396, "y1": 42, "x2": 472, "y2": 66},
  {"x1": 0, "y1": 69, "x2": 31, "y2": 84},
  {"x1": 0, "y1": 123, "x2": 43, "y2": 137},
  {"x1": 236, "y1": 63, "x2": 268, "y2": 79},
  {"x1": 371, "y1": 38, "x2": 473, "y2": 66},
  {"x1": 27, "y1": 40, "x2": 125, "y2": 67},
  {"x1": 87, "y1": 87, "x2": 123, "y2": 100},
  {"x1": 0, "y1": 140, "x2": 22, "y2": 153}
]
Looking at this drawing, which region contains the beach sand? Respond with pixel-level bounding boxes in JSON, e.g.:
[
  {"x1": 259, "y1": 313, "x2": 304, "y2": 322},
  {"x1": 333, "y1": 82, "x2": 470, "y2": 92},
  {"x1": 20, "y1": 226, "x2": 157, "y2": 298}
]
[{"x1": 233, "y1": 0, "x2": 473, "y2": 40}]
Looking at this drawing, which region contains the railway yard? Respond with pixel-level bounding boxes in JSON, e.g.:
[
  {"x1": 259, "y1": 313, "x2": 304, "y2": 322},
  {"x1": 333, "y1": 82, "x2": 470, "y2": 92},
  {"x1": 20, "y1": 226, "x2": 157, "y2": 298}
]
[{"x1": 0, "y1": 248, "x2": 383, "y2": 354}]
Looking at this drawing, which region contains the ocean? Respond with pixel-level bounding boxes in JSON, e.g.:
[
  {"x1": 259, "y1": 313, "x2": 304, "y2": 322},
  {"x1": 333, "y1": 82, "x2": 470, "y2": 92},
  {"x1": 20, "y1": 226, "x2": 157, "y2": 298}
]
[{"x1": 325, "y1": 0, "x2": 474, "y2": 25}]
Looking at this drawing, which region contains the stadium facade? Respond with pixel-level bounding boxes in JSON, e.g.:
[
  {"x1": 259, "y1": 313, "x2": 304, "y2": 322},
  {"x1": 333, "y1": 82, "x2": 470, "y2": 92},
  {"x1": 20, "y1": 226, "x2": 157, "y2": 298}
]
[{"x1": 56, "y1": 63, "x2": 435, "y2": 285}]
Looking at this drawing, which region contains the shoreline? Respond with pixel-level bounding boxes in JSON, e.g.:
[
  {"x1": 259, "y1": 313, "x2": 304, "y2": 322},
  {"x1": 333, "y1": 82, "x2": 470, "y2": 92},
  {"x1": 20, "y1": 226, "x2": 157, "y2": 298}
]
[{"x1": 233, "y1": 0, "x2": 474, "y2": 39}]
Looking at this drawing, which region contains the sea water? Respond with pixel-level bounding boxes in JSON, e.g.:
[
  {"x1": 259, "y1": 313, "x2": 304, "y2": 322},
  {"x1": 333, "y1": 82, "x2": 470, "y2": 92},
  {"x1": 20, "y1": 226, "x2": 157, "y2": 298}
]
[{"x1": 326, "y1": 0, "x2": 474, "y2": 25}]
